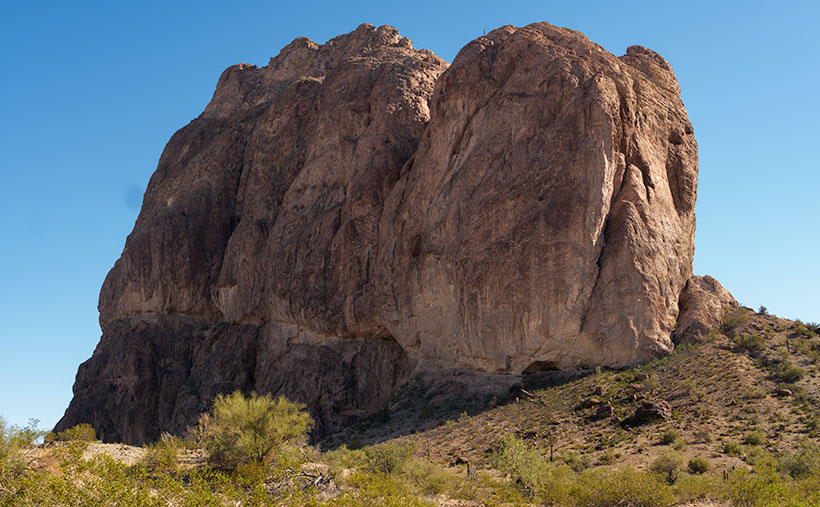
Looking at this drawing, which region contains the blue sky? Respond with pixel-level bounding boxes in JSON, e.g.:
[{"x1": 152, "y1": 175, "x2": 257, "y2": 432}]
[{"x1": 0, "y1": 0, "x2": 817, "y2": 431}]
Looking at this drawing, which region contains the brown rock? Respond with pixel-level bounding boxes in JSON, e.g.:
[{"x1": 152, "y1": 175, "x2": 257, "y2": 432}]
[
  {"x1": 592, "y1": 402, "x2": 616, "y2": 421},
  {"x1": 672, "y1": 275, "x2": 738, "y2": 344},
  {"x1": 776, "y1": 388, "x2": 793, "y2": 397},
  {"x1": 57, "y1": 22, "x2": 709, "y2": 443},
  {"x1": 377, "y1": 23, "x2": 698, "y2": 372},
  {"x1": 628, "y1": 400, "x2": 673, "y2": 425},
  {"x1": 58, "y1": 24, "x2": 446, "y2": 443}
]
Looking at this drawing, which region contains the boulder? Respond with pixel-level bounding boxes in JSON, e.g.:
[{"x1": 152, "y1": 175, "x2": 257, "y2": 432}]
[{"x1": 628, "y1": 400, "x2": 673, "y2": 425}]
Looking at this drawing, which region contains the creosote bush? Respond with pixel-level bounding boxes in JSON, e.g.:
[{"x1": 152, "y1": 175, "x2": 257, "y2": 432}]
[
  {"x1": 365, "y1": 441, "x2": 417, "y2": 474},
  {"x1": 721, "y1": 308, "x2": 749, "y2": 336},
  {"x1": 777, "y1": 362, "x2": 806, "y2": 383},
  {"x1": 688, "y1": 456, "x2": 710, "y2": 474},
  {"x1": 0, "y1": 418, "x2": 29, "y2": 482},
  {"x1": 743, "y1": 429, "x2": 766, "y2": 446},
  {"x1": 732, "y1": 333, "x2": 766, "y2": 353},
  {"x1": 723, "y1": 440, "x2": 743, "y2": 457},
  {"x1": 195, "y1": 391, "x2": 313, "y2": 470},
  {"x1": 778, "y1": 444, "x2": 820, "y2": 479},
  {"x1": 46, "y1": 422, "x2": 97, "y2": 443},
  {"x1": 142, "y1": 433, "x2": 184, "y2": 473},
  {"x1": 660, "y1": 428, "x2": 679, "y2": 445}
]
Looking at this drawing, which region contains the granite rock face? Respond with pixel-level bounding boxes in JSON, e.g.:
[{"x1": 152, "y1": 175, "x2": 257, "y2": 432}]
[
  {"x1": 58, "y1": 22, "x2": 711, "y2": 444},
  {"x1": 378, "y1": 24, "x2": 698, "y2": 372},
  {"x1": 672, "y1": 275, "x2": 737, "y2": 344}
]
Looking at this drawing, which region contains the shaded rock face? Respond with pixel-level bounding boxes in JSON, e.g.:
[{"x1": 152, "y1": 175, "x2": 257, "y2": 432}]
[{"x1": 58, "y1": 22, "x2": 709, "y2": 444}]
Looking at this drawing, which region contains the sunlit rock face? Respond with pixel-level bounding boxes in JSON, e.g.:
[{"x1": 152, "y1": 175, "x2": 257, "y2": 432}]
[{"x1": 57, "y1": 22, "x2": 710, "y2": 444}]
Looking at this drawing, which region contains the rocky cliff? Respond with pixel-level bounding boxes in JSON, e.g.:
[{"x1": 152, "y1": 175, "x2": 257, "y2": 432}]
[{"x1": 56, "y1": 22, "x2": 733, "y2": 444}]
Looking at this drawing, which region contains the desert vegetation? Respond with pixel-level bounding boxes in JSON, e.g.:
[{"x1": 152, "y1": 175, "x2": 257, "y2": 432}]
[{"x1": 3, "y1": 309, "x2": 820, "y2": 505}]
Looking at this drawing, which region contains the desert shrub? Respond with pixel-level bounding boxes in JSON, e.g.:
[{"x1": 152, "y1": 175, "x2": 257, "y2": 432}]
[
  {"x1": 673, "y1": 472, "x2": 725, "y2": 503},
  {"x1": 732, "y1": 333, "x2": 766, "y2": 353},
  {"x1": 195, "y1": 391, "x2": 313, "y2": 470},
  {"x1": 758, "y1": 305, "x2": 768, "y2": 315},
  {"x1": 491, "y1": 434, "x2": 573, "y2": 503},
  {"x1": 726, "y1": 469, "x2": 793, "y2": 507},
  {"x1": 650, "y1": 451, "x2": 684, "y2": 485},
  {"x1": 364, "y1": 441, "x2": 417, "y2": 474},
  {"x1": 723, "y1": 440, "x2": 743, "y2": 456},
  {"x1": 598, "y1": 450, "x2": 618, "y2": 465},
  {"x1": 778, "y1": 444, "x2": 820, "y2": 479},
  {"x1": 340, "y1": 469, "x2": 437, "y2": 507},
  {"x1": 142, "y1": 433, "x2": 184, "y2": 473},
  {"x1": 687, "y1": 456, "x2": 710, "y2": 474},
  {"x1": 47, "y1": 422, "x2": 97, "y2": 443},
  {"x1": 792, "y1": 320, "x2": 814, "y2": 338},
  {"x1": 743, "y1": 430, "x2": 766, "y2": 446},
  {"x1": 561, "y1": 451, "x2": 591, "y2": 472},
  {"x1": 571, "y1": 467, "x2": 674, "y2": 507},
  {"x1": 721, "y1": 309, "x2": 749, "y2": 336},
  {"x1": 660, "y1": 428, "x2": 679, "y2": 445},
  {"x1": 777, "y1": 362, "x2": 806, "y2": 383},
  {"x1": 0, "y1": 417, "x2": 28, "y2": 482},
  {"x1": 323, "y1": 444, "x2": 367, "y2": 482},
  {"x1": 807, "y1": 416, "x2": 820, "y2": 435},
  {"x1": 403, "y1": 458, "x2": 459, "y2": 495},
  {"x1": 743, "y1": 446, "x2": 775, "y2": 468}
]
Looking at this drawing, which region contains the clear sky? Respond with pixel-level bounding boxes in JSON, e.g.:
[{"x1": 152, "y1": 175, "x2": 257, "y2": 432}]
[{"x1": 1, "y1": 0, "x2": 817, "y2": 431}]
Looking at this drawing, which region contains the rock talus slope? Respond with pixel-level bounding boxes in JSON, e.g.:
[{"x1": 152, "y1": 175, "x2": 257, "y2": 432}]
[{"x1": 57, "y1": 23, "x2": 732, "y2": 444}]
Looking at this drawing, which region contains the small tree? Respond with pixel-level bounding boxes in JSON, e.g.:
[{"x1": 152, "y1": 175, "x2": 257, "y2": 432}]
[
  {"x1": 195, "y1": 391, "x2": 313, "y2": 470},
  {"x1": 650, "y1": 451, "x2": 684, "y2": 485}
]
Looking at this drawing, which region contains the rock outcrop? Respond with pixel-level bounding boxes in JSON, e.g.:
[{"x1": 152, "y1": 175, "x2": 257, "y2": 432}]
[
  {"x1": 377, "y1": 24, "x2": 698, "y2": 373},
  {"x1": 57, "y1": 22, "x2": 715, "y2": 444},
  {"x1": 672, "y1": 275, "x2": 738, "y2": 344}
]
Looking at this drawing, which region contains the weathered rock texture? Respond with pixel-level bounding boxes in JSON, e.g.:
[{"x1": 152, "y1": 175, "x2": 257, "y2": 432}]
[
  {"x1": 58, "y1": 22, "x2": 715, "y2": 444},
  {"x1": 672, "y1": 275, "x2": 738, "y2": 344},
  {"x1": 378, "y1": 25, "x2": 698, "y2": 373}
]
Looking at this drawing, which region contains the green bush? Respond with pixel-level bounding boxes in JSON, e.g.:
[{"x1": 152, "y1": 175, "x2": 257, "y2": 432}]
[
  {"x1": 491, "y1": 434, "x2": 573, "y2": 503},
  {"x1": 687, "y1": 456, "x2": 710, "y2": 474},
  {"x1": 723, "y1": 441, "x2": 743, "y2": 457},
  {"x1": 778, "y1": 444, "x2": 820, "y2": 478},
  {"x1": 142, "y1": 433, "x2": 184, "y2": 473},
  {"x1": 650, "y1": 451, "x2": 684, "y2": 485},
  {"x1": 793, "y1": 320, "x2": 814, "y2": 338},
  {"x1": 660, "y1": 428, "x2": 679, "y2": 445},
  {"x1": 777, "y1": 362, "x2": 806, "y2": 383},
  {"x1": 0, "y1": 417, "x2": 28, "y2": 482},
  {"x1": 561, "y1": 451, "x2": 591, "y2": 473},
  {"x1": 732, "y1": 333, "x2": 766, "y2": 353},
  {"x1": 364, "y1": 441, "x2": 417, "y2": 474},
  {"x1": 403, "y1": 458, "x2": 459, "y2": 495},
  {"x1": 47, "y1": 423, "x2": 97, "y2": 442},
  {"x1": 571, "y1": 467, "x2": 674, "y2": 507},
  {"x1": 195, "y1": 391, "x2": 313, "y2": 470},
  {"x1": 743, "y1": 430, "x2": 766, "y2": 446},
  {"x1": 721, "y1": 309, "x2": 749, "y2": 336}
]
